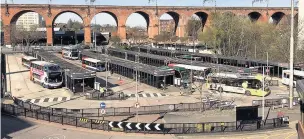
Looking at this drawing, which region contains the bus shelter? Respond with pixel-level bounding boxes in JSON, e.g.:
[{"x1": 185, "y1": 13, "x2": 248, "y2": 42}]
[
  {"x1": 297, "y1": 80, "x2": 304, "y2": 100},
  {"x1": 82, "y1": 50, "x2": 175, "y2": 88},
  {"x1": 33, "y1": 50, "x2": 96, "y2": 93}
]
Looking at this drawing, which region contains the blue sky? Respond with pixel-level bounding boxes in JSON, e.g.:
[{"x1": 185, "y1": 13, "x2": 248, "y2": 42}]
[{"x1": 2, "y1": 0, "x2": 296, "y2": 27}]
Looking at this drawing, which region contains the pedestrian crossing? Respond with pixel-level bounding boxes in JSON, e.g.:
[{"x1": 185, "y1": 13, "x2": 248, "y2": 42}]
[
  {"x1": 127, "y1": 93, "x2": 169, "y2": 98},
  {"x1": 23, "y1": 97, "x2": 71, "y2": 104}
]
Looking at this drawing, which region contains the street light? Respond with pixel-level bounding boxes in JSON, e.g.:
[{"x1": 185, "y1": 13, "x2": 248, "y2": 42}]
[{"x1": 289, "y1": 0, "x2": 295, "y2": 109}]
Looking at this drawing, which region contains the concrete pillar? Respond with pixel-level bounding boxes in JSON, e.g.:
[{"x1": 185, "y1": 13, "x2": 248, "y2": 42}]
[{"x1": 3, "y1": 24, "x2": 11, "y2": 46}]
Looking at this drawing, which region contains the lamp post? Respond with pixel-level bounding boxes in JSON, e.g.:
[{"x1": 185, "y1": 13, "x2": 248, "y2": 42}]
[
  {"x1": 289, "y1": 0, "x2": 295, "y2": 109},
  {"x1": 262, "y1": 66, "x2": 265, "y2": 120},
  {"x1": 135, "y1": 54, "x2": 139, "y2": 122}
]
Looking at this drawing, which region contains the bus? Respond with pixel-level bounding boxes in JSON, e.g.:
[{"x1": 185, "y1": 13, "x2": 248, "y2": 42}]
[
  {"x1": 30, "y1": 61, "x2": 63, "y2": 88},
  {"x1": 22, "y1": 56, "x2": 37, "y2": 68},
  {"x1": 82, "y1": 57, "x2": 106, "y2": 72},
  {"x1": 282, "y1": 70, "x2": 304, "y2": 86},
  {"x1": 168, "y1": 63, "x2": 212, "y2": 80},
  {"x1": 62, "y1": 46, "x2": 79, "y2": 60},
  {"x1": 206, "y1": 72, "x2": 270, "y2": 97}
]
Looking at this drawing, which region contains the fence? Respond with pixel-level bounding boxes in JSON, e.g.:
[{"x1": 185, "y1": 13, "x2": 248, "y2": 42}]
[
  {"x1": 13, "y1": 97, "x2": 233, "y2": 117},
  {"x1": 1, "y1": 104, "x2": 289, "y2": 134},
  {"x1": 252, "y1": 97, "x2": 301, "y2": 108}
]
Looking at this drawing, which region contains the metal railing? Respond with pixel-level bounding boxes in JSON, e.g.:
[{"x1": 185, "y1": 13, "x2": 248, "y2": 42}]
[
  {"x1": 252, "y1": 97, "x2": 300, "y2": 108},
  {"x1": 12, "y1": 97, "x2": 233, "y2": 117},
  {"x1": 1, "y1": 104, "x2": 290, "y2": 134}
]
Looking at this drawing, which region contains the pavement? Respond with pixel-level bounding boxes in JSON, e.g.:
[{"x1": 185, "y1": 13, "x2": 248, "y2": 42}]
[
  {"x1": 1, "y1": 114, "x2": 176, "y2": 139},
  {"x1": 5, "y1": 54, "x2": 72, "y2": 100}
]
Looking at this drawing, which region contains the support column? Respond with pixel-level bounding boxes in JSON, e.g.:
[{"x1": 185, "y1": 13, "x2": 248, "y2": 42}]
[
  {"x1": 3, "y1": 24, "x2": 11, "y2": 46},
  {"x1": 118, "y1": 25, "x2": 126, "y2": 41},
  {"x1": 117, "y1": 16, "x2": 127, "y2": 42},
  {"x1": 258, "y1": 13, "x2": 269, "y2": 23},
  {"x1": 46, "y1": 25, "x2": 53, "y2": 46},
  {"x1": 84, "y1": 24, "x2": 91, "y2": 46},
  {"x1": 176, "y1": 25, "x2": 185, "y2": 38},
  {"x1": 148, "y1": 15, "x2": 159, "y2": 39}
]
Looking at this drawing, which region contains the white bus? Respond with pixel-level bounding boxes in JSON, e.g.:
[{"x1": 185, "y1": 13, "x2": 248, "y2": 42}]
[
  {"x1": 30, "y1": 61, "x2": 63, "y2": 88},
  {"x1": 206, "y1": 72, "x2": 270, "y2": 97},
  {"x1": 82, "y1": 57, "x2": 106, "y2": 72},
  {"x1": 168, "y1": 63, "x2": 212, "y2": 80},
  {"x1": 62, "y1": 46, "x2": 79, "y2": 60},
  {"x1": 22, "y1": 56, "x2": 37, "y2": 68},
  {"x1": 282, "y1": 70, "x2": 304, "y2": 86}
]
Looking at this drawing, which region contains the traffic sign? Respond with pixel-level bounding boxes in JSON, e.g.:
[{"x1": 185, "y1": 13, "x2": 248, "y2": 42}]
[
  {"x1": 169, "y1": 105, "x2": 174, "y2": 110},
  {"x1": 134, "y1": 102, "x2": 140, "y2": 108},
  {"x1": 101, "y1": 109, "x2": 106, "y2": 115},
  {"x1": 266, "y1": 69, "x2": 270, "y2": 73},
  {"x1": 100, "y1": 102, "x2": 106, "y2": 109}
]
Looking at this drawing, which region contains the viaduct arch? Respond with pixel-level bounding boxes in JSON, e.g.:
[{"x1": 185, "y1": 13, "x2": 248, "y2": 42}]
[{"x1": 0, "y1": 4, "x2": 298, "y2": 46}]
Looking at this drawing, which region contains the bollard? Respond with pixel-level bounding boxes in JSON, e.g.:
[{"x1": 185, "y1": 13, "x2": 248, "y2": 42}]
[{"x1": 90, "y1": 119, "x2": 93, "y2": 130}]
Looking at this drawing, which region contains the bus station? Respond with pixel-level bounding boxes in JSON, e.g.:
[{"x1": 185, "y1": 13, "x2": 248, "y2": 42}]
[
  {"x1": 32, "y1": 50, "x2": 96, "y2": 93},
  {"x1": 132, "y1": 46, "x2": 293, "y2": 77},
  {"x1": 81, "y1": 50, "x2": 176, "y2": 88}
]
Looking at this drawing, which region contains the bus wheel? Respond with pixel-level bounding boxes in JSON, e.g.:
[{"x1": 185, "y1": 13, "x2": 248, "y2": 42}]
[
  {"x1": 218, "y1": 87, "x2": 223, "y2": 93},
  {"x1": 245, "y1": 91, "x2": 251, "y2": 96}
]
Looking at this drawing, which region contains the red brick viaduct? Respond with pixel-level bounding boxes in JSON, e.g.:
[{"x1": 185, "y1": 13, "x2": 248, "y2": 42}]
[{"x1": 0, "y1": 4, "x2": 298, "y2": 46}]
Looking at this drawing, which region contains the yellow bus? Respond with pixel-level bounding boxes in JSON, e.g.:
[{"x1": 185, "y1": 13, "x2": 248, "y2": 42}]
[{"x1": 206, "y1": 72, "x2": 270, "y2": 97}]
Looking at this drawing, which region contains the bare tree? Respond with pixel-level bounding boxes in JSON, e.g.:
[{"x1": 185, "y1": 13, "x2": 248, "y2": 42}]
[{"x1": 11, "y1": 24, "x2": 45, "y2": 49}]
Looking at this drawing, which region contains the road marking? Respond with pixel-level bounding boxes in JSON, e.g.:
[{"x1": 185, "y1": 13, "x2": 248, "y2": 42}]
[
  {"x1": 284, "y1": 132, "x2": 297, "y2": 139},
  {"x1": 264, "y1": 131, "x2": 296, "y2": 139}
]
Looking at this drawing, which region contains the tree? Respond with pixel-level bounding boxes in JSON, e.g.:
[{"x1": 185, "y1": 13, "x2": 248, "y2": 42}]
[
  {"x1": 11, "y1": 24, "x2": 45, "y2": 48},
  {"x1": 110, "y1": 35, "x2": 121, "y2": 45},
  {"x1": 186, "y1": 17, "x2": 202, "y2": 41},
  {"x1": 198, "y1": 11, "x2": 303, "y2": 63},
  {"x1": 126, "y1": 26, "x2": 148, "y2": 44},
  {"x1": 66, "y1": 19, "x2": 83, "y2": 31}
]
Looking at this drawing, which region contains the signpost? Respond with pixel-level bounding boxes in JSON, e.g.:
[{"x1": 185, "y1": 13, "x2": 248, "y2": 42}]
[
  {"x1": 100, "y1": 102, "x2": 106, "y2": 109},
  {"x1": 100, "y1": 102, "x2": 106, "y2": 121}
]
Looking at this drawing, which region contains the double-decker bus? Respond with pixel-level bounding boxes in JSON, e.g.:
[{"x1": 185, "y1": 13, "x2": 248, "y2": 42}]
[
  {"x1": 282, "y1": 70, "x2": 304, "y2": 86},
  {"x1": 206, "y1": 72, "x2": 270, "y2": 97},
  {"x1": 30, "y1": 61, "x2": 63, "y2": 88},
  {"x1": 168, "y1": 63, "x2": 212, "y2": 80},
  {"x1": 62, "y1": 46, "x2": 79, "y2": 60},
  {"x1": 82, "y1": 57, "x2": 106, "y2": 72},
  {"x1": 22, "y1": 56, "x2": 37, "y2": 68}
]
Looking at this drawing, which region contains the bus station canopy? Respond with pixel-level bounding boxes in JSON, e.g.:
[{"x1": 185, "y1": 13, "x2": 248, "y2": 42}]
[
  {"x1": 104, "y1": 47, "x2": 245, "y2": 72},
  {"x1": 82, "y1": 50, "x2": 175, "y2": 76},
  {"x1": 33, "y1": 50, "x2": 95, "y2": 79},
  {"x1": 134, "y1": 46, "x2": 289, "y2": 69}
]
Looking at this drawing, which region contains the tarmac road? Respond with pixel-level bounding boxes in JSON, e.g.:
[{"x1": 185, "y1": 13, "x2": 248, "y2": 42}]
[{"x1": 1, "y1": 114, "x2": 299, "y2": 139}]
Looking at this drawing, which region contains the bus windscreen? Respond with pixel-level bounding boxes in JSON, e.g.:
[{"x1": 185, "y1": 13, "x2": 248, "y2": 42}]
[{"x1": 48, "y1": 72, "x2": 62, "y2": 83}]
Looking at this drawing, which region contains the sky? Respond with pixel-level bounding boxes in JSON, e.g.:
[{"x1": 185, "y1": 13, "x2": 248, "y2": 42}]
[{"x1": 2, "y1": 0, "x2": 296, "y2": 27}]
